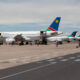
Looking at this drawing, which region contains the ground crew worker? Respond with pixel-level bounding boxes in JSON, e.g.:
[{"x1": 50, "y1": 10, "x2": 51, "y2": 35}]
[
  {"x1": 18, "y1": 41, "x2": 21, "y2": 45},
  {"x1": 56, "y1": 41, "x2": 59, "y2": 47},
  {"x1": 36, "y1": 40, "x2": 39, "y2": 46},
  {"x1": 79, "y1": 40, "x2": 80, "y2": 47}
]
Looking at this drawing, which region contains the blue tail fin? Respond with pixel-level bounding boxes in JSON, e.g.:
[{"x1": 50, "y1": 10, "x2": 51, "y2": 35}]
[
  {"x1": 71, "y1": 31, "x2": 77, "y2": 37},
  {"x1": 46, "y1": 17, "x2": 61, "y2": 31}
]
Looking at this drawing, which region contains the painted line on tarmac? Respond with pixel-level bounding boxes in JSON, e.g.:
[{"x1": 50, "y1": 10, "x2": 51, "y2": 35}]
[
  {"x1": 47, "y1": 59, "x2": 55, "y2": 62},
  {"x1": 69, "y1": 57, "x2": 75, "y2": 59},
  {"x1": 0, "y1": 63, "x2": 56, "y2": 80},
  {"x1": 60, "y1": 59, "x2": 69, "y2": 62},
  {"x1": 74, "y1": 59, "x2": 80, "y2": 62}
]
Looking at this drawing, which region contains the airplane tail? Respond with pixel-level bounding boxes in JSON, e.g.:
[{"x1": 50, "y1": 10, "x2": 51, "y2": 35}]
[
  {"x1": 70, "y1": 31, "x2": 77, "y2": 37},
  {"x1": 45, "y1": 17, "x2": 61, "y2": 31}
]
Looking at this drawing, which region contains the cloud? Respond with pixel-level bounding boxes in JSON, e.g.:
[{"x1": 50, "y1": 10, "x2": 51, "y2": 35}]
[
  {"x1": 0, "y1": 0, "x2": 80, "y2": 5},
  {"x1": 0, "y1": 0, "x2": 80, "y2": 25}
]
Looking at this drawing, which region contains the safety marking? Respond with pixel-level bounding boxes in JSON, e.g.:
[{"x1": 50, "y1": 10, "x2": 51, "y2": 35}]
[
  {"x1": 50, "y1": 62, "x2": 57, "y2": 64},
  {"x1": 69, "y1": 57, "x2": 75, "y2": 59},
  {"x1": 47, "y1": 59, "x2": 55, "y2": 62},
  {"x1": 77, "y1": 55, "x2": 80, "y2": 57},
  {"x1": 60, "y1": 59, "x2": 69, "y2": 62},
  {"x1": 74, "y1": 59, "x2": 80, "y2": 62}
]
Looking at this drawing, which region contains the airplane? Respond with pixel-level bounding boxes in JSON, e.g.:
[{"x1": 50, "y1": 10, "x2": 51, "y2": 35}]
[
  {"x1": 75, "y1": 35, "x2": 80, "y2": 40},
  {"x1": 0, "y1": 17, "x2": 62, "y2": 43},
  {"x1": 47, "y1": 31, "x2": 78, "y2": 42},
  {"x1": 63, "y1": 31, "x2": 78, "y2": 42}
]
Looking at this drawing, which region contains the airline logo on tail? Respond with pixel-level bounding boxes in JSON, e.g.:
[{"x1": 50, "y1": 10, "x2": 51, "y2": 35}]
[
  {"x1": 68, "y1": 31, "x2": 78, "y2": 37},
  {"x1": 45, "y1": 17, "x2": 61, "y2": 31}
]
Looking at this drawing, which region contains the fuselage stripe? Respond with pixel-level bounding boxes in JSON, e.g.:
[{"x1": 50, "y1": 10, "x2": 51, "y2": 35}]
[{"x1": 48, "y1": 27, "x2": 56, "y2": 31}]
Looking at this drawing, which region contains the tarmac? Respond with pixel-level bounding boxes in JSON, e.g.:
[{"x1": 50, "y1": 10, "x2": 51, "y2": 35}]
[
  {"x1": 0, "y1": 42, "x2": 80, "y2": 69},
  {"x1": 0, "y1": 52, "x2": 80, "y2": 80}
]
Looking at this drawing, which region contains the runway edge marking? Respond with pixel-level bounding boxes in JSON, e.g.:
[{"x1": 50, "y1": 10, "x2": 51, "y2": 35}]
[{"x1": 0, "y1": 63, "x2": 56, "y2": 80}]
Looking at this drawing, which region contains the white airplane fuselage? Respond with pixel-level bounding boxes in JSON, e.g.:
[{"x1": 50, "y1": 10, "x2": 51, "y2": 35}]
[
  {"x1": 0, "y1": 31, "x2": 62, "y2": 41},
  {"x1": 47, "y1": 36, "x2": 75, "y2": 42}
]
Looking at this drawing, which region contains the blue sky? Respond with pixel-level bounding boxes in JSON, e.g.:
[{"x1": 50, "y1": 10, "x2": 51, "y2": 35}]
[{"x1": 0, "y1": 0, "x2": 80, "y2": 32}]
